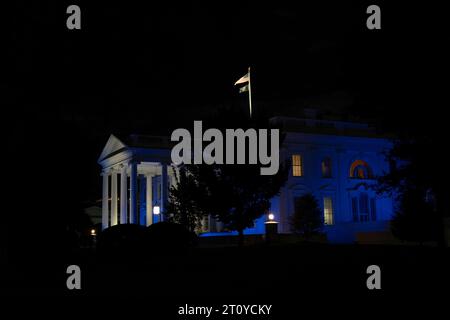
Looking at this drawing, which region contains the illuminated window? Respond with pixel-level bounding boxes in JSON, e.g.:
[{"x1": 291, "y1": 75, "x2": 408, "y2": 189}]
[
  {"x1": 349, "y1": 160, "x2": 373, "y2": 179},
  {"x1": 322, "y1": 157, "x2": 332, "y2": 178},
  {"x1": 323, "y1": 197, "x2": 334, "y2": 225},
  {"x1": 292, "y1": 154, "x2": 303, "y2": 177}
]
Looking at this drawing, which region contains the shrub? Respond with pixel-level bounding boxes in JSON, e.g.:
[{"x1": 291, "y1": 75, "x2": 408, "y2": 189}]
[
  {"x1": 290, "y1": 194, "x2": 324, "y2": 239},
  {"x1": 97, "y1": 224, "x2": 148, "y2": 258},
  {"x1": 146, "y1": 222, "x2": 197, "y2": 253}
]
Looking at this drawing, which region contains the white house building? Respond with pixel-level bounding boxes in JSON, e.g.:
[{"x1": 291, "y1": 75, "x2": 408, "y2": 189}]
[
  {"x1": 268, "y1": 117, "x2": 394, "y2": 243},
  {"x1": 98, "y1": 116, "x2": 395, "y2": 243},
  {"x1": 98, "y1": 135, "x2": 175, "y2": 230}
]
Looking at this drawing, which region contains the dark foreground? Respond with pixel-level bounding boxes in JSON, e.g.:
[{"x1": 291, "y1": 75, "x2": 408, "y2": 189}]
[{"x1": 2, "y1": 243, "x2": 449, "y2": 315}]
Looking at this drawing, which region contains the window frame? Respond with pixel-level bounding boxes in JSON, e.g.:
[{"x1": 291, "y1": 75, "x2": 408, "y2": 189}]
[
  {"x1": 321, "y1": 157, "x2": 332, "y2": 178},
  {"x1": 323, "y1": 196, "x2": 334, "y2": 225},
  {"x1": 349, "y1": 160, "x2": 373, "y2": 180},
  {"x1": 292, "y1": 154, "x2": 303, "y2": 177},
  {"x1": 351, "y1": 193, "x2": 377, "y2": 223}
]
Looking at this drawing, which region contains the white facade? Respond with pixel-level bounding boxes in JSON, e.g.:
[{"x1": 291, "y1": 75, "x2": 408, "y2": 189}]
[
  {"x1": 267, "y1": 117, "x2": 395, "y2": 242},
  {"x1": 98, "y1": 134, "x2": 175, "y2": 230},
  {"x1": 99, "y1": 117, "x2": 395, "y2": 243}
]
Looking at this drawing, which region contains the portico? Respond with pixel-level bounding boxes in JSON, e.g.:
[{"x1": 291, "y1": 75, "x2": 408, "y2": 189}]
[{"x1": 98, "y1": 134, "x2": 176, "y2": 230}]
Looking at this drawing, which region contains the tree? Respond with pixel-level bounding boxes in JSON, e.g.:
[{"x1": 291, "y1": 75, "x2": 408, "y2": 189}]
[
  {"x1": 290, "y1": 194, "x2": 323, "y2": 239},
  {"x1": 391, "y1": 187, "x2": 441, "y2": 244},
  {"x1": 168, "y1": 161, "x2": 287, "y2": 245},
  {"x1": 205, "y1": 163, "x2": 288, "y2": 246},
  {"x1": 169, "y1": 162, "x2": 288, "y2": 246},
  {"x1": 377, "y1": 137, "x2": 449, "y2": 246},
  {"x1": 167, "y1": 113, "x2": 289, "y2": 246},
  {"x1": 166, "y1": 165, "x2": 210, "y2": 232}
]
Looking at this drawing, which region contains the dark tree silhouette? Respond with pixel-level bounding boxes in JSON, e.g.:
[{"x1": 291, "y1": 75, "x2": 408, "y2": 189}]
[
  {"x1": 377, "y1": 137, "x2": 449, "y2": 247},
  {"x1": 167, "y1": 165, "x2": 210, "y2": 232},
  {"x1": 391, "y1": 188, "x2": 441, "y2": 244},
  {"x1": 167, "y1": 112, "x2": 289, "y2": 245},
  {"x1": 290, "y1": 194, "x2": 323, "y2": 239},
  {"x1": 168, "y1": 162, "x2": 288, "y2": 246},
  {"x1": 206, "y1": 163, "x2": 288, "y2": 246}
]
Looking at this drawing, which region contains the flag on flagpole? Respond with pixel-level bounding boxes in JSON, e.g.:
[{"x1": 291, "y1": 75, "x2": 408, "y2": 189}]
[
  {"x1": 239, "y1": 84, "x2": 249, "y2": 93},
  {"x1": 234, "y1": 67, "x2": 253, "y2": 118},
  {"x1": 234, "y1": 72, "x2": 249, "y2": 85}
]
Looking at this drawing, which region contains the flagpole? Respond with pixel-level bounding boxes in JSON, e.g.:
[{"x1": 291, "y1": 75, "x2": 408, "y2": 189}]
[{"x1": 248, "y1": 66, "x2": 252, "y2": 118}]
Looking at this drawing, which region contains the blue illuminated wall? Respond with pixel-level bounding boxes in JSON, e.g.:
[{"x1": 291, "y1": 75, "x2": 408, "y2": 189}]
[{"x1": 200, "y1": 129, "x2": 395, "y2": 244}]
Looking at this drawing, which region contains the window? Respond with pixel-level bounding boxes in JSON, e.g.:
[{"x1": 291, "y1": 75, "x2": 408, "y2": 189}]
[
  {"x1": 370, "y1": 198, "x2": 377, "y2": 221},
  {"x1": 359, "y1": 193, "x2": 369, "y2": 222},
  {"x1": 292, "y1": 154, "x2": 303, "y2": 177},
  {"x1": 349, "y1": 160, "x2": 373, "y2": 179},
  {"x1": 322, "y1": 157, "x2": 332, "y2": 178},
  {"x1": 352, "y1": 197, "x2": 359, "y2": 222},
  {"x1": 351, "y1": 193, "x2": 377, "y2": 222},
  {"x1": 323, "y1": 197, "x2": 334, "y2": 225}
]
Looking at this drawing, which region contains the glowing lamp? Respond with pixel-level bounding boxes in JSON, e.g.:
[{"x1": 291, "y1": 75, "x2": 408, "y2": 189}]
[
  {"x1": 90, "y1": 228, "x2": 96, "y2": 236},
  {"x1": 153, "y1": 206, "x2": 160, "y2": 215},
  {"x1": 268, "y1": 213, "x2": 275, "y2": 221}
]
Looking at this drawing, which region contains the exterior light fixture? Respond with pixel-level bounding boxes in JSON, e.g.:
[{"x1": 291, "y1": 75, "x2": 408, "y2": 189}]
[
  {"x1": 90, "y1": 228, "x2": 96, "y2": 236},
  {"x1": 153, "y1": 206, "x2": 160, "y2": 215},
  {"x1": 265, "y1": 213, "x2": 279, "y2": 242}
]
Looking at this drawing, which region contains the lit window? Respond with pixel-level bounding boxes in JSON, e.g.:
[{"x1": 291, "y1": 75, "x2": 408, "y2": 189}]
[
  {"x1": 322, "y1": 157, "x2": 332, "y2": 178},
  {"x1": 349, "y1": 160, "x2": 373, "y2": 179},
  {"x1": 292, "y1": 154, "x2": 303, "y2": 177},
  {"x1": 323, "y1": 197, "x2": 334, "y2": 225}
]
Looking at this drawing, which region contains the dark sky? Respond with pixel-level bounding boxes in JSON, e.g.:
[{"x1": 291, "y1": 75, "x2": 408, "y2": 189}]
[
  {"x1": 7, "y1": 2, "x2": 401, "y2": 121},
  {"x1": 5, "y1": 1, "x2": 442, "y2": 207},
  {"x1": 8, "y1": 1, "x2": 439, "y2": 125}
]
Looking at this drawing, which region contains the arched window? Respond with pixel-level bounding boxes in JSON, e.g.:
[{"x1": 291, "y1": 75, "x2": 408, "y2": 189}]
[
  {"x1": 349, "y1": 160, "x2": 373, "y2": 179},
  {"x1": 321, "y1": 157, "x2": 332, "y2": 178}
]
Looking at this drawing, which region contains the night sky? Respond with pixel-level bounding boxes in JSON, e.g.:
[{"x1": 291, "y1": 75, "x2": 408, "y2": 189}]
[{"x1": 5, "y1": 1, "x2": 442, "y2": 254}]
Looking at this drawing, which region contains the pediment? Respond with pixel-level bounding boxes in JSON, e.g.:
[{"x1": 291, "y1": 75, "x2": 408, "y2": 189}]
[{"x1": 98, "y1": 134, "x2": 128, "y2": 163}]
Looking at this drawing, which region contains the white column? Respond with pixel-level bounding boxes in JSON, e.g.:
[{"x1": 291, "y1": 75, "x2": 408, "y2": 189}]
[
  {"x1": 146, "y1": 174, "x2": 153, "y2": 226},
  {"x1": 111, "y1": 170, "x2": 118, "y2": 226},
  {"x1": 130, "y1": 161, "x2": 138, "y2": 224},
  {"x1": 120, "y1": 165, "x2": 128, "y2": 224},
  {"x1": 161, "y1": 163, "x2": 168, "y2": 221},
  {"x1": 101, "y1": 171, "x2": 109, "y2": 230}
]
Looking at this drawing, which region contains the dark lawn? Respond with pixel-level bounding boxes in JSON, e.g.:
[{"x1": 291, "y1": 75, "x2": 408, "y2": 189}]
[{"x1": 4, "y1": 243, "x2": 449, "y2": 301}]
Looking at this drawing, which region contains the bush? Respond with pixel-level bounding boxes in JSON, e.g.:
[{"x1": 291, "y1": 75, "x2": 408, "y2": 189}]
[
  {"x1": 290, "y1": 194, "x2": 324, "y2": 239},
  {"x1": 146, "y1": 222, "x2": 197, "y2": 253},
  {"x1": 97, "y1": 222, "x2": 197, "y2": 260},
  {"x1": 97, "y1": 224, "x2": 148, "y2": 258},
  {"x1": 391, "y1": 188, "x2": 441, "y2": 243}
]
